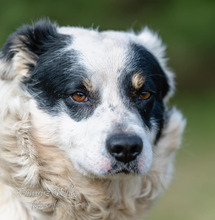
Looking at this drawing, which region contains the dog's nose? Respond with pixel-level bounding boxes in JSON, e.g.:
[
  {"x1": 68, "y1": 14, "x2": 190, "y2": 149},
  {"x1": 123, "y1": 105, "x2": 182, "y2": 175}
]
[{"x1": 106, "y1": 134, "x2": 143, "y2": 163}]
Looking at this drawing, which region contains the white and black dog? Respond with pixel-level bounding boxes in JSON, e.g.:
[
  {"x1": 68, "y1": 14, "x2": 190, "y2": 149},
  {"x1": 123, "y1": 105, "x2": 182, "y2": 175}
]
[{"x1": 0, "y1": 20, "x2": 185, "y2": 220}]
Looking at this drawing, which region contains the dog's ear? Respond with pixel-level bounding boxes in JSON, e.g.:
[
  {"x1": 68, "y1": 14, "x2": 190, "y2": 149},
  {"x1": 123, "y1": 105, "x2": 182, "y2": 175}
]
[
  {"x1": 137, "y1": 27, "x2": 166, "y2": 63},
  {"x1": 0, "y1": 19, "x2": 68, "y2": 80},
  {"x1": 137, "y1": 27, "x2": 175, "y2": 101}
]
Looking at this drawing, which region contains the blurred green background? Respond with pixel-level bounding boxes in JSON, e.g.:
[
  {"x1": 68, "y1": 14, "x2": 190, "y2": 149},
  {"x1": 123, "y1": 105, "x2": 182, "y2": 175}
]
[{"x1": 0, "y1": 0, "x2": 214, "y2": 219}]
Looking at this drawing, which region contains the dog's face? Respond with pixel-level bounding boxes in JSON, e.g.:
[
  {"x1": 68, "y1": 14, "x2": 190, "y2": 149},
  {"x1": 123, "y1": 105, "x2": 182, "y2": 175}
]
[{"x1": 0, "y1": 20, "x2": 174, "y2": 177}]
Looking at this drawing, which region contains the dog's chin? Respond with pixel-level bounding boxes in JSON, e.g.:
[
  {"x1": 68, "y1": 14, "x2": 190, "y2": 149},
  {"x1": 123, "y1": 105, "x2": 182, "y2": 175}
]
[
  {"x1": 94, "y1": 168, "x2": 146, "y2": 180},
  {"x1": 105, "y1": 168, "x2": 141, "y2": 179},
  {"x1": 83, "y1": 169, "x2": 141, "y2": 180}
]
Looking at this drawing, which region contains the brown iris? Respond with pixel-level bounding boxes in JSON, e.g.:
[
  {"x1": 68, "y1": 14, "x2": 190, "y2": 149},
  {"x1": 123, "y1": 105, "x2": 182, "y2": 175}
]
[
  {"x1": 139, "y1": 91, "x2": 151, "y2": 100},
  {"x1": 72, "y1": 92, "x2": 87, "y2": 102}
]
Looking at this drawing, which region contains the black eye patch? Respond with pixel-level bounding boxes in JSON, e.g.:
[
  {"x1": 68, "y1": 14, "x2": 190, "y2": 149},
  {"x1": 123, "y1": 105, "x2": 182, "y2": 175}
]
[
  {"x1": 125, "y1": 43, "x2": 169, "y2": 98},
  {"x1": 24, "y1": 47, "x2": 100, "y2": 121},
  {"x1": 119, "y1": 43, "x2": 168, "y2": 141}
]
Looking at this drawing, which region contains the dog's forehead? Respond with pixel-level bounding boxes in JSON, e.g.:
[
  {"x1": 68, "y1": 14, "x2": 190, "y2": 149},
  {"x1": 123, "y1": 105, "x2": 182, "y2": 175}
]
[{"x1": 58, "y1": 27, "x2": 133, "y2": 80}]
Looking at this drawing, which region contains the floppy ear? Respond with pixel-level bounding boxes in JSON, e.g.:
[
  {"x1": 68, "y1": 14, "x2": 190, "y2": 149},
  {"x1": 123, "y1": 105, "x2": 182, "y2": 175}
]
[
  {"x1": 0, "y1": 19, "x2": 67, "y2": 81},
  {"x1": 138, "y1": 27, "x2": 175, "y2": 101}
]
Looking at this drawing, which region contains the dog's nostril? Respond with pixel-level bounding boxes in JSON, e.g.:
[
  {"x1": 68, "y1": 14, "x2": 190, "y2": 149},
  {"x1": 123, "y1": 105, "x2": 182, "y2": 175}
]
[
  {"x1": 106, "y1": 134, "x2": 143, "y2": 163},
  {"x1": 113, "y1": 145, "x2": 124, "y2": 154},
  {"x1": 130, "y1": 145, "x2": 139, "y2": 155}
]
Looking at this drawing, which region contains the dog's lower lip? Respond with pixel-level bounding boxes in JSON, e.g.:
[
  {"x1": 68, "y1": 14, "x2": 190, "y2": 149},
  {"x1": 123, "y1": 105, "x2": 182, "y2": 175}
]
[
  {"x1": 116, "y1": 169, "x2": 130, "y2": 174},
  {"x1": 107, "y1": 168, "x2": 135, "y2": 175}
]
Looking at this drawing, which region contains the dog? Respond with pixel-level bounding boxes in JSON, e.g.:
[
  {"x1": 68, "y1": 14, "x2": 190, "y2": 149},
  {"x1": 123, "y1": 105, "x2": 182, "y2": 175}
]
[{"x1": 0, "y1": 19, "x2": 185, "y2": 220}]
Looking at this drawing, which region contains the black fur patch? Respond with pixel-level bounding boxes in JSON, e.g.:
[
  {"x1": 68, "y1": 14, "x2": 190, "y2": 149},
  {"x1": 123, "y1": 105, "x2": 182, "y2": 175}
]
[
  {"x1": 0, "y1": 20, "x2": 102, "y2": 121},
  {"x1": 25, "y1": 47, "x2": 100, "y2": 121},
  {"x1": 23, "y1": 31, "x2": 100, "y2": 120},
  {"x1": 1, "y1": 20, "x2": 69, "y2": 62},
  {"x1": 120, "y1": 43, "x2": 169, "y2": 142}
]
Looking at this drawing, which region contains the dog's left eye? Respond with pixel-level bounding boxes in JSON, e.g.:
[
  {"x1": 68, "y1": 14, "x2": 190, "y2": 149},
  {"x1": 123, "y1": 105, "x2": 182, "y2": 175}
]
[
  {"x1": 139, "y1": 91, "x2": 151, "y2": 100},
  {"x1": 72, "y1": 92, "x2": 88, "y2": 102}
]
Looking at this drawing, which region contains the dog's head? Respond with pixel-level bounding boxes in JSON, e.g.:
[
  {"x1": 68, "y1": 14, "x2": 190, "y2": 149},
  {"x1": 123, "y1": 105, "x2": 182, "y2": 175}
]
[{"x1": 0, "y1": 20, "x2": 175, "y2": 177}]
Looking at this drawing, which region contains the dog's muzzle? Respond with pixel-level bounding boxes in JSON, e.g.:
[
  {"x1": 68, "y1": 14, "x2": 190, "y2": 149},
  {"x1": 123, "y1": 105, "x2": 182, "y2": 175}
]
[{"x1": 106, "y1": 134, "x2": 143, "y2": 163}]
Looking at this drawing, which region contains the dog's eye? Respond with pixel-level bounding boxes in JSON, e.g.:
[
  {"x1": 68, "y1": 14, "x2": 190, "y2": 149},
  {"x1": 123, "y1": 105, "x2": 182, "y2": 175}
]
[
  {"x1": 139, "y1": 91, "x2": 151, "y2": 100},
  {"x1": 72, "y1": 92, "x2": 88, "y2": 102}
]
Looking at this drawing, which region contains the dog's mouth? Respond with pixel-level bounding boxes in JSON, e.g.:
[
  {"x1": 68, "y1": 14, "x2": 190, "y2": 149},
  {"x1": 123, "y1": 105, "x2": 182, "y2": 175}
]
[
  {"x1": 106, "y1": 162, "x2": 140, "y2": 175},
  {"x1": 75, "y1": 148, "x2": 152, "y2": 177},
  {"x1": 77, "y1": 159, "x2": 142, "y2": 177},
  {"x1": 111, "y1": 168, "x2": 134, "y2": 175}
]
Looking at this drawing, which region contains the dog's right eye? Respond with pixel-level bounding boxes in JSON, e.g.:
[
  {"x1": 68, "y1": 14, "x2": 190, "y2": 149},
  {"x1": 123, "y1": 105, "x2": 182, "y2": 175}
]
[{"x1": 72, "y1": 92, "x2": 88, "y2": 102}]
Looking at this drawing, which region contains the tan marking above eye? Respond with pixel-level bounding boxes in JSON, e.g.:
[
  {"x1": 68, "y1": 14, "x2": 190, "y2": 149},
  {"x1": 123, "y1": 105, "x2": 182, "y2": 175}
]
[
  {"x1": 132, "y1": 72, "x2": 145, "y2": 89},
  {"x1": 83, "y1": 78, "x2": 93, "y2": 92},
  {"x1": 72, "y1": 92, "x2": 87, "y2": 102}
]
